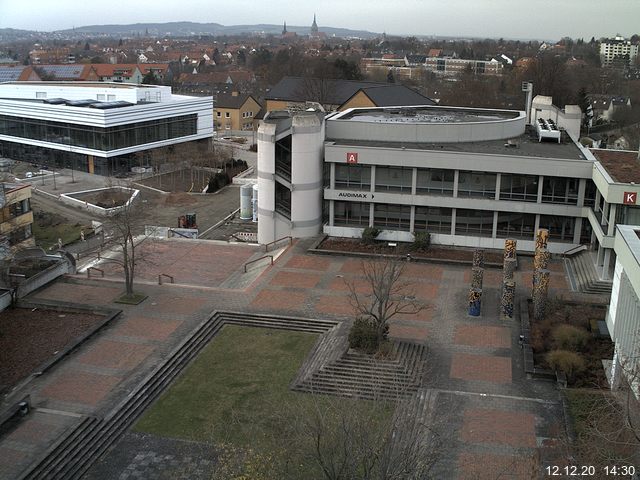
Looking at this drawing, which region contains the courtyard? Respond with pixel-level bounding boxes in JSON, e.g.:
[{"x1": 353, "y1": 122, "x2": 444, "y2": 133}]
[{"x1": 0, "y1": 238, "x2": 573, "y2": 479}]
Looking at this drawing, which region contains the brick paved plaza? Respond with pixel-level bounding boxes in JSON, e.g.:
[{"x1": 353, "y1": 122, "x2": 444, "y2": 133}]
[{"x1": 0, "y1": 238, "x2": 569, "y2": 479}]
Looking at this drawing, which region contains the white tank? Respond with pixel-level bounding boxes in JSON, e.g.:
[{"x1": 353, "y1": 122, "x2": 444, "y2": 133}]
[
  {"x1": 252, "y1": 184, "x2": 258, "y2": 222},
  {"x1": 239, "y1": 183, "x2": 253, "y2": 220}
]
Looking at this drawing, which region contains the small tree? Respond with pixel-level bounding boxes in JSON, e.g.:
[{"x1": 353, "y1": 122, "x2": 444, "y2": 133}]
[
  {"x1": 552, "y1": 324, "x2": 590, "y2": 351},
  {"x1": 412, "y1": 231, "x2": 431, "y2": 251},
  {"x1": 346, "y1": 257, "x2": 425, "y2": 348},
  {"x1": 361, "y1": 227, "x2": 380, "y2": 245},
  {"x1": 546, "y1": 349, "x2": 585, "y2": 381}
]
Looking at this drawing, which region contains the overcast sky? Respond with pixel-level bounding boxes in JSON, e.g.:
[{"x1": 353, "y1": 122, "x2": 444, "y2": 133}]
[{"x1": 1, "y1": 0, "x2": 638, "y2": 40}]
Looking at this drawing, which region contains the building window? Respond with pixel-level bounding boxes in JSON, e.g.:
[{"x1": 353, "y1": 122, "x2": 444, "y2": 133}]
[
  {"x1": 496, "y1": 212, "x2": 536, "y2": 239},
  {"x1": 375, "y1": 166, "x2": 412, "y2": 193},
  {"x1": 457, "y1": 171, "x2": 496, "y2": 198},
  {"x1": 216, "y1": 111, "x2": 221, "y2": 117},
  {"x1": 584, "y1": 180, "x2": 597, "y2": 207},
  {"x1": 455, "y1": 208, "x2": 494, "y2": 237},
  {"x1": 335, "y1": 164, "x2": 371, "y2": 190},
  {"x1": 36, "y1": 92, "x2": 47, "y2": 99},
  {"x1": 499, "y1": 174, "x2": 538, "y2": 202},
  {"x1": 225, "y1": 112, "x2": 230, "y2": 118},
  {"x1": 416, "y1": 168, "x2": 454, "y2": 196},
  {"x1": 373, "y1": 203, "x2": 411, "y2": 231},
  {"x1": 541, "y1": 177, "x2": 579, "y2": 205},
  {"x1": 0, "y1": 114, "x2": 197, "y2": 151},
  {"x1": 414, "y1": 206, "x2": 452, "y2": 233},
  {"x1": 539, "y1": 215, "x2": 575, "y2": 243},
  {"x1": 334, "y1": 201, "x2": 370, "y2": 227},
  {"x1": 275, "y1": 182, "x2": 291, "y2": 219}
]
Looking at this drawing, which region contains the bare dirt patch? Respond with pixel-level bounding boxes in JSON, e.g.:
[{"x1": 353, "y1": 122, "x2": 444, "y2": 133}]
[
  {"x1": 317, "y1": 237, "x2": 504, "y2": 264},
  {"x1": 0, "y1": 308, "x2": 105, "y2": 394}
]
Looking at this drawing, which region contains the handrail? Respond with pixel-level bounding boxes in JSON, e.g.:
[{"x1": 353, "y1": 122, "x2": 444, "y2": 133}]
[
  {"x1": 264, "y1": 236, "x2": 293, "y2": 252},
  {"x1": 158, "y1": 273, "x2": 174, "y2": 285},
  {"x1": 87, "y1": 267, "x2": 104, "y2": 279},
  {"x1": 244, "y1": 255, "x2": 273, "y2": 272},
  {"x1": 562, "y1": 244, "x2": 587, "y2": 258}
]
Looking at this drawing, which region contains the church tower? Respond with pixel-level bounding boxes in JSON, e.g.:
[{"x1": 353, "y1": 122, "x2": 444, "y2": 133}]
[
  {"x1": 311, "y1": 14, "x2": 319, "y2": 36},
  {"x1": 282, "y1": 21, "x2": 287, "y2": 35}
]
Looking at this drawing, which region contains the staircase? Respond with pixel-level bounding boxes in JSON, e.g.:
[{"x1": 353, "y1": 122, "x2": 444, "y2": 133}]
[
  {"x1": 389, "y1": 389, "x2": 438, "y2": 455},
  {"x1": 292, "y1": 340, "x2": 429, "y2": 401},
  {"x1": 18, "y1": 311, "x2": 338, "y2": 480},
  {"x1": 564, "y1": 251, "x2": 612, "y2": 295}
]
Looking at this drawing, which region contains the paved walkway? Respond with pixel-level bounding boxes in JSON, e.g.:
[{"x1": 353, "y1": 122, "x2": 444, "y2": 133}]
[{"x1": 0, "y1": 240, "x2": 570, "y2": 479}]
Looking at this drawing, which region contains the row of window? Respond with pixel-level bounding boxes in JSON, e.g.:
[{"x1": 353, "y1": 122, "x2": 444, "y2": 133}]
[
  {"x1": 0, "y1": 114, "x2": 197, "y2": 151},
  {"x1": 333, "y1": 201, "x2": 582, "y2": 242},
  {"x1": 334, "y1": 164, "x2": 584, "y2": 205},
  {"x1": 215, "y1": 111, "x2": 255, "y2": 118}
]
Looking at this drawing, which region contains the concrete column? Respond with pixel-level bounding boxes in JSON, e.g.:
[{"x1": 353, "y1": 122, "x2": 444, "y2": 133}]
[
  {"x1": 602, "y1": 200, "x2": 609, "y2": 227},
  {"x1": 537, "y1": 175, "x2": 544, "y2": 203},
  {"x1": 607, "y1": 204, "x2": 617, "y2": 236},
  {"x1": 409, "y1": 205, "x2": 415, "y2": 233},
  {"x1": 370, "y1": 165, "x2": 376, "y2": 193},
  {"x1": 534, "y1": 214, "x2": 540, "y2": 238},
  {"x1": 573, "y1": 217, "x2": 582, "y2": 244},
  {"x1": 450, "y1": 208, "x2": 457, "y2": 236},
  {"x1": 330, "y1": 162, "x2": 335, "y2": 189},
  {"x1": 577, "y1": 178, "x2": 586, "y2": 207},
  {"x1": 594, "y1": 189, "x2": 601, "y2": 211},
  {"x1": 369, "y1": 202, "x2": 374, "y2": 227},
  {"x1": 492, "y1": 211, "x2": 498, "y2": 238},
  {"x1": 495, "y1": 173, "x2": 501, "y2": 200},
  {"x1": 602, "y1": 248, "x2": 611, "y2": 280},
  {"x1": 453, "y1": 170, "x2": 459, "y2": 197},
  {"x1": 329, "y1": 200, "x2": 335, "y2": 226},
  {"x1": 411, "y1": 167, "x2": 417, "y2": 195}
]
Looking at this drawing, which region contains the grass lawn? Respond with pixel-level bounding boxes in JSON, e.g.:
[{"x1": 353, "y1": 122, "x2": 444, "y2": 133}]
[
  {"x1": 32, "y1": 218, "x2": 89, "y2": 250},
  {"x1": 134, "y1": 325, "x2": 320, "y2": 445}
]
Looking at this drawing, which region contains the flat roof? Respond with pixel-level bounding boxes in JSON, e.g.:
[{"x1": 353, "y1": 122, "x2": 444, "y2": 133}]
[
  {"x1": 590, "y1": 149, "x2": 640, "y2": 184},
  {"x1": 0, "y1": 81, "x2": 159, "y2": 89},
  {"x1": 329, "y1": 130, "x2": 587, "y2": 160},
  {"x1": 336, "y1": 106, "x2": 520, "y2": 124}
]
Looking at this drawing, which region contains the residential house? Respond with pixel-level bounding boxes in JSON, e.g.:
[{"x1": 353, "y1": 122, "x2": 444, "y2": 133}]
[
  {"x1": 588, "y1": 94, "x2": 632, "y2": 123},
  {"x1": 264, "y1": 76, "x2": 435, "y2": 112},
  {"x1": 214, "y1": 92, "x2": 261, "y2": 132},
  {"x1": 0, "y1": 66, "x2": 41, "y2": 82}
]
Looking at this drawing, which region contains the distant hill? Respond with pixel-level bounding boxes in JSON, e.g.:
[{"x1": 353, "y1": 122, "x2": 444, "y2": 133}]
[{"x1": 56, "y1": 21, "x2": 378, "y2": 39}]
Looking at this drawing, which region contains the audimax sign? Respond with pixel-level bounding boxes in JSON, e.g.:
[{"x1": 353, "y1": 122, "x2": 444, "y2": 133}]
[{"x1": 336, "y1": 191, "x2": 374, "y2": 200}]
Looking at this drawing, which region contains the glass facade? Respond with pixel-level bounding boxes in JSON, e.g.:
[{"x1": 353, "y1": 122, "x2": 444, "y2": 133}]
[
  {"x1": 457, "y1": 171, "x2": 496, "y2": 198},
  {"x1": 0, "y1": 114, "x2": 197, "y2": 152},
  {"x1": 274, "y1": 136, "x2": 292, "y2": 182},
  {"x1": 414, "y1": 206, "x2": 452, "y2": 233},
  {"x1": 500, "y1": 174, "x2": 538, "y2": 202},
  {"x1": 335, "y1": 164, "x2": 371, "y2": 190},
  {"x1": 496, "y1": 212, "x2": 536, "y2": 239},
  {"x1": 539, "y1": 215, "x2": 575, "y2": 242},
  {"x1": 541, "y1": 177, "x2": 579, "y2": 205},
  {"x1": 334, "y1": 201, "x2": 369, "y2": 226},
  {"x1": 416, "y1": 168, "x2": 454, "y2": 196},
  {"x1": 373, "y1": 203, "x2": 411, "y2": 231},
  {"x1": 375, "y1": 166, "x2": 413, "y2": 193},
  {"x1": 455, "y1": 208, "x2": 494, "y2": 236}
]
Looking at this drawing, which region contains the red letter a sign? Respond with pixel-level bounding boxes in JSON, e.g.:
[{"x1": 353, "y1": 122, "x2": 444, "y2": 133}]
[{"x1": 346, "y1": 152, "x2": 358, "y2": 164}]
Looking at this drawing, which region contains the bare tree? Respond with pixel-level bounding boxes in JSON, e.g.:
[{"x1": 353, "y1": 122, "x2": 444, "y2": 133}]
[
  {"x1": 346, "y1": 257, "x2": 425, "y2": 345},
  {"x1": 97, "y1": 188, "x2": 150, "y2": 298}
]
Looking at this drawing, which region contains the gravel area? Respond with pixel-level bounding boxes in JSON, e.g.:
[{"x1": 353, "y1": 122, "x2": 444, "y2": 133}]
[{"x1": 0, "y1": 308, "x2": 105, "y2": 394}]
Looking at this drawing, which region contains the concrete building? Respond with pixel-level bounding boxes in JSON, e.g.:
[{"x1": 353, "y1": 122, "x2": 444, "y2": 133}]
[
  {"x1": 424, "y1": 57, "x2": 504, "y2": 76},
  {"x1": 607, "y1": 224, "x2": 640, "y2": 395},
  {"x1": 257, "y1": 101, "x2": 640, "y2": 281},
  {"x1": 0, "y1": 82, "x2": 213, "y2": 176},
  {"x1": 0, "y1": 183, "x2": 34, "y2": 251},
  {"x1": 600, "y1": 35, "x2": 639, "y2": 67}
]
